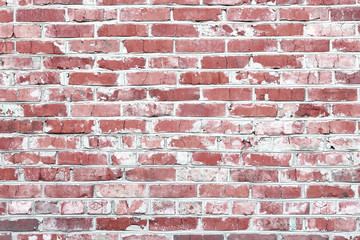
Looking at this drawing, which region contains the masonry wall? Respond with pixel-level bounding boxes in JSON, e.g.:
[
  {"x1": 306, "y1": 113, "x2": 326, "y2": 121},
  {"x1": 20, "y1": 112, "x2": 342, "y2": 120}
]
[{"x1": 0, "y1": 0, "x2": 360, "y2": 239}]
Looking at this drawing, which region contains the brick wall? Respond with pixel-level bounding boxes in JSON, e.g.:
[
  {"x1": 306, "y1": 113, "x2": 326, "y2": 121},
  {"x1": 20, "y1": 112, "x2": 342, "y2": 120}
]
[{"x1": 0, "y1": 0, "x2": 360, "y2": 239}]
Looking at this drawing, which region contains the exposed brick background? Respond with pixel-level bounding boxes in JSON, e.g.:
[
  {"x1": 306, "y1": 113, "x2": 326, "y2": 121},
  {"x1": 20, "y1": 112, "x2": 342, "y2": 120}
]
[{"x1": 0, "y1": 0, "x2": 360, "y2": 239}]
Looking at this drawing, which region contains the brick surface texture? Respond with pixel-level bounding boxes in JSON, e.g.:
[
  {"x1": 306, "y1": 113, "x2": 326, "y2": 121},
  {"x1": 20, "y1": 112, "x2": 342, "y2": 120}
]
[{"x1": 0, "y1": 0, "x2": 359, "y2": 239}]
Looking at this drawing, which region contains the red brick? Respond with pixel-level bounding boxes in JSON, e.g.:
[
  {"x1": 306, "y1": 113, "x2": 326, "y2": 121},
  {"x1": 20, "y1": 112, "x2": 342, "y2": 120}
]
[
  {"x1": 98, "y1": 57, "x2": 145, "y2": 70},
  {"x1": 149, "y1": 218, "x2": 197, "y2": 231},
  {"x1": 127, "y1": 72, "x2": 176, "y2": 85},
  {"x1": 72, "y1": 104, "x2": 120, "y2": 117},
  {"x1": 176, "y1": 39, "x2": 224, "y2": 53},
  {"x1": 0, "y1": 168, "x2": 17, "y2": 180},
  {"x1": 138, "y1": 152, "x2": 177, "y2": 165},
  {"x1": 100, "y1": 120, "x2": 147, "y2": 133},
  {"x1": 280, "y1": 8, "x2": 329, "y2": 21},
  {"x1": 180, "y1": 72, "x2": 229, "y2": 85},
  {"x1": 73, "y1": 168, "x2": 122, "y2": 181},
  {"x1": 0, "y1": 185, "x2": 41, "y2": 198},
  {"x1": 17, "y1": 41, "x2": 65, "y2": 54},
  {"x1": 254, "y1": 24, "x2": 303, "y2": 36},
  {"x1": 126, "y1": 168, "x2": 175, "y2": 181},
  {"x1": 229, "y1": 104, "x2": 277, "y2": 117},
  {"x1": 281, "y1": 39, "x2": 329, "y2": 52},
  {"x1": 308, "y1": 88, "x2": 357, "y2": 101},
  {"x1": 45, "y1": 120, "x2": 95, "y2": 134},
  {"x1": 0, "y1": 219, "x2": 39, "y2": 231},
  {"x1": 123, "y1": 103, "x2": 173, "y2": 117},
  {"x1": 0, "y1": 41, "x2": 14, "y2": 54},
  {"x1": 46, "y1": 87, "x2": 94, "y2": 102},
  {"x1": 201, "y1": 56, "x2": 251, "y2": 68},
  {"x1": 16, "y1": 72, "x2": 60, "y2": 85},
  {"x1": 96, "y1": 218, "x2": 146, "y2": 230},
  {"x1": 253, "y1": 218, "x2": 289, "y2": 231},
  {"x1": 43, "y1": 218, "x2": 92, "y2": 231},
  {"x1": 150, "y1": 88, "x2": 200, "y2": 101},
  {"x1": 306, "y1": 185, "x2": 354, "y2": 198},
  {"x1": 253, "y1": 55, "x2": 303, "y2": 68},
  {"x1": 0, "y1": 137, "x2": 26, "y2": 150},
  {"x1": 97, "y1": 184, "x2": 145, "y2": 198},
  {"x1": 98, "y1": 24, "x2": 148, "y2": 37},
  {"x1": 199, "y1": 184, "x2": 249, "y2": 198},
  {"x1": 152, "y1": 24, "x2": 199, "y2": 37},
  {"x1": 68, "y1": 9, "x2": 117, "y2": 22},
  {"x1": 70, "y1": 40, "x2": 119, "y2": 53},
  {"x1": 307, "y1": 218, "x2": 356, "y2": 231},
  {"x1": 333, "y1": 40, "x2": 360, "y2": 52},
  {"x1": 45, "y1": 185, "x2": 94, "y2": 198},
  {"x1": 256, "y1": 88, "x2": 305, "y2": 101},
  {"x1": 17, "y1": 9, "x2": 65, "y2": 22},
  {"x1": 191, "y1": 152, "x2": 240, "y2": 165},
  {"x1": 5, "y1": 152, "x2": 56, "y2": 165},
  {"x1": 154, "y1": 119, "x2": 200, "y2": 133},
  {"x1": 44, "y1": 57, "x2": 94, "y2": 70},
  {"x1": 120, "y1": 8, "x2": 170, "y2": 21},
  {"x1": 331, "y1": 7, "x2": 360, "y2": 21},
  {"x1": 333, "y1": 104, "x2": 360, "y2": 117},
  {"x1": 252, "y1": 185, "x2": 301, "y2": 198},
  {"x1": 23, "y1": 168, "x2": 70, "y2": 181},
  {"x1": 124, "y1": 40, "x2": 173, "y2": 53},
  {"x1": 174, "y1": 8, "x2": 221, "y2": 21},
  {"x1": 202, "y1": 217, "x2": 250, "y2": 230},
  {"x1": 0, "y1": 10, "x2": 13, "y2": 23},
  {"x1": 58, "y1": 152, "x2": 105, "y2": 166},
  {"x1": 230, "y1": 169, "x2": 278, "y2": 182},
  {"x1": 69, "y1": 72, "x2": 118, "y2": 86},
  {"x1": 149, "y1": 56, "x2": 197, "y2": 68},
  {"x1": 176, "y1": 103, "x2": 226, "y2": 117},
  {"x1": 203, "y1": 88, "x2": 252, "y2": 101},
  {"x1": 98, "y1": 0, "x2": 146, "y2": 4},
  {"x1": 227, "y1": 8, "x2": 276, "y2": 21},
  {"x1": 149, "y1": 185, "x2": 197, "y2": 198},
  {"x1": 228, "y1": 39, "x2": 277, "y2": 52}
]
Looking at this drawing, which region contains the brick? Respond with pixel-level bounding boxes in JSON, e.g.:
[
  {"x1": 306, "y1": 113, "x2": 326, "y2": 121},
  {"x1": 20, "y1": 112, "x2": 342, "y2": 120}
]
[
  {"x1": 120, "y1": 8, "x2": 170, "y2": 21},
  {"x1": 98, "y1": 57, "x2": 145, "y2": 70},
  {"x1": 69, "y1": 72, "x2": 118, "y2": 86},
  {"x1": 124, "y1": 40, "x2": 173, "y2": 53},
  {"x1": 254, "y1": 24, "x2": 304, "y2": 36},
  {"x1": 177, "y1": 103, "x2": 226, "y2": 117},
  {"x1": 228, "y1": 39, "x2": 277, "y2": 52},
  {"x1": 149, "y1": 217, "x2": 197, "y2": 231},
  {"x1": 97, "y1": 184, "x2": 145, "y2": 198},
  {"x1": 70, "y1": 40, "x2": 119, "y2": 53},
  {"x1": 149, "y1": 185, "x2": 197, "y2": 198},
  {"x1": 180, "y1": 72, "x2": 229, "y2": 85},
  {"x1": 229, "y1": 104, "x2": 277, "y2": 117},
  {"x1": 16, "y1": 9, "x2": 65, "y2": 22},
  {"x1": 253, "y1": 55, "x2": 303, "y2": 68},
  {"x1": 331, "y1": 8, "x2": 360, "y2": 21},
  {"x1": 202, "y1": 217, "x2": 250, "y2": 230},
  {"x1": 199, "y1": 184, "x2": 249, "y2": 198},
  {"x1": 44, "y1": 57, "x2": 94, "y2": 70},
  {"x1": 308, "y1": 88, "x2": 357, "y2": 101},
  {"x1": 96, "y1": 217, "x2": 147, "y2": 231},
  {"x1": 127, "y1": 72, "x2": 176, "y2": 85},
  {"x1": 152, "y1": 24, "x2": 199, "y2": 37},
  {"x1": 281, "y1": 40, "x2": 330, "y2": 52},
  {"x1": 177, "y1": 39, "x2": 224, "y2": 53},
  {"x1": 98, "y1": 24, "x2": 148, "y2": 37},
  {"x1": 16, "y1": 41, "x2": 65, "y2": 54},
  {"x1": 306, "y1": 185, "x2": 354, "y2": 198},
  {"x1": 68, "y1": 9, "x2": 117, "y2": 22},
  {"x1": 0, "y1": 219, "x2": 39, "y2": 231},
  {"x1": 173, "y1": 8, "x2": 221, "y2": 21},
  {"x1": 201, "y1": 56, "x2": 250, "y2": 69},
  {"x1": 45, "y1": 185, "x2": 94, "y2": 198},
  {"x1": 43, "y1": 218, "x2": 92, "y2": 231},
  {"x1": 227, "y1": 8, "x2": 276, "y2": 21}
]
